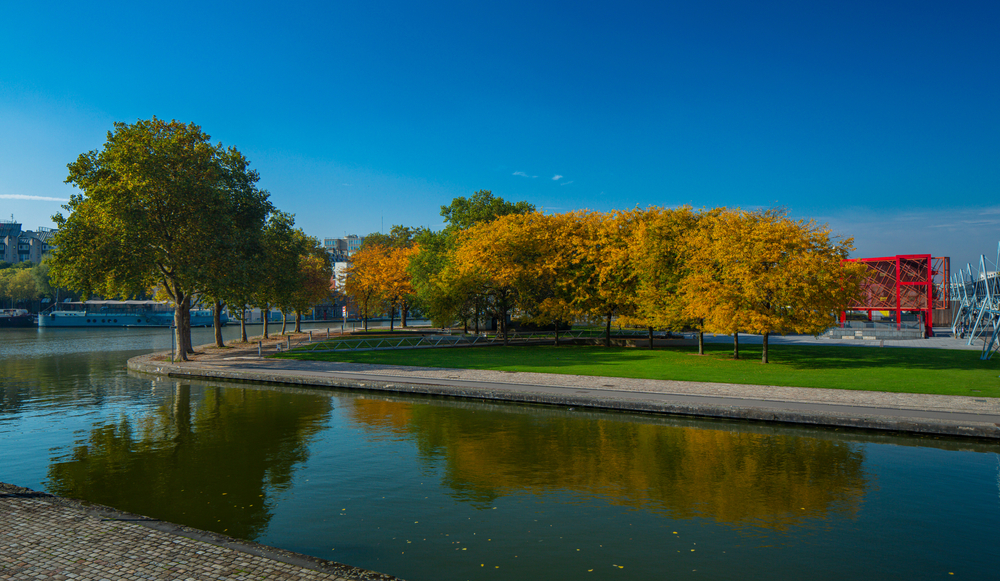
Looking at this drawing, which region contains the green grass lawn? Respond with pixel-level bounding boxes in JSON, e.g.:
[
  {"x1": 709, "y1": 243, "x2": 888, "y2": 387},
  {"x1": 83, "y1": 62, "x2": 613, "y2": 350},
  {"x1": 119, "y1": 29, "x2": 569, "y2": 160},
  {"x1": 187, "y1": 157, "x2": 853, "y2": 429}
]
[{"x1": 277, "y1": 342, "x2": 1000, "y2": 397}]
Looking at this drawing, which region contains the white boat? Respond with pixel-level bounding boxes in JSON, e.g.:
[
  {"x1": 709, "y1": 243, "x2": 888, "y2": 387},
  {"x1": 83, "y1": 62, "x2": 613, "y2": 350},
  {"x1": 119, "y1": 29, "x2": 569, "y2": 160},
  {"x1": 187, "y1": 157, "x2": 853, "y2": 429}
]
[{"x1": 38, "y1": 300, "x2": 226, "y2": 328}]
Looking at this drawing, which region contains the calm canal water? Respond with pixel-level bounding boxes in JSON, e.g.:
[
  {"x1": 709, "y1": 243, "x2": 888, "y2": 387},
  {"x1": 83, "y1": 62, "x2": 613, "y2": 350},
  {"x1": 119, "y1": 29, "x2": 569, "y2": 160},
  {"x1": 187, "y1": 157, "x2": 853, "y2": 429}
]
[{"x1": 1, "y1": 326, "x2": 998, "y2": 580}]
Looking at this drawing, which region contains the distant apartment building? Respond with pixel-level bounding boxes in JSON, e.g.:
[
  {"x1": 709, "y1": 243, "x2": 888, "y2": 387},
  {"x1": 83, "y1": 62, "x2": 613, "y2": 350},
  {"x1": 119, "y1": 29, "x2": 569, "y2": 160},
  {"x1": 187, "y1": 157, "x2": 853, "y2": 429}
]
[
  {"x1": 0, "y1": 220, "x2": 57, "y2": 265},
  {"x1": 323, "y1": 234, "x2": 364, "y2": 263}
]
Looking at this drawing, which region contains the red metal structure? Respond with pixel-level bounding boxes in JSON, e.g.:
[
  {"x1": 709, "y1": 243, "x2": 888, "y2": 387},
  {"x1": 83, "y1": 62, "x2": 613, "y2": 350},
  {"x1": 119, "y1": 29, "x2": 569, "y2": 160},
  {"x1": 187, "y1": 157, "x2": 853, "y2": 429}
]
[{"x1": 843, "y1": 255, "x2": 949, "y2": 337}]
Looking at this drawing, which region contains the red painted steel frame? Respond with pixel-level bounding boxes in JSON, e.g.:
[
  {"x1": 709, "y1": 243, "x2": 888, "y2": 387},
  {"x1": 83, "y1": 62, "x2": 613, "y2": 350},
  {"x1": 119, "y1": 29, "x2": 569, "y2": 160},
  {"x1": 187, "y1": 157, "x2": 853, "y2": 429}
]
[{"x1": 842, "y1": 255, "x2": 948, "y2": 337}]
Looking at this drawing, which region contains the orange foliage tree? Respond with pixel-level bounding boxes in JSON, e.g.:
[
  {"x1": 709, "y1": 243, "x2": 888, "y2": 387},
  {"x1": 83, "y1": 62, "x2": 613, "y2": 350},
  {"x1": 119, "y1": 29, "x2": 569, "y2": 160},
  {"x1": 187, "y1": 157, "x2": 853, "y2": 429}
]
[{"x1": 380, "y1": 245, "x2": 419, "y2": 330}]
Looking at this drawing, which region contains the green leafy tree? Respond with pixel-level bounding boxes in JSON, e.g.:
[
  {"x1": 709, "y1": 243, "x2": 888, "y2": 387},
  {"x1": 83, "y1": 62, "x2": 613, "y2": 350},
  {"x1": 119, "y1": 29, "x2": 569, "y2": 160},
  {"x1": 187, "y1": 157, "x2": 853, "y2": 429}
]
[
  {"x1": 50, "y1": 117, "x2": 270, "y2": 359},
  {"x1": 253, "y1": 212, "x2": 303, "y2": 339},
  {"x1": 439, "y1": 189, "x2": 535, "y2": 232},
  {"x1": 361, "y1": 225, "x2": 419, "y2": 251},
  {"x1": 408, "y1": 191, "x2": 535, "y2": 330},
  {"x1": 198, "y1": 149, "x2": 273, "y2": 346},
  {"x1": 288, "y1": 232, "x2": 334, "y2": 333}
]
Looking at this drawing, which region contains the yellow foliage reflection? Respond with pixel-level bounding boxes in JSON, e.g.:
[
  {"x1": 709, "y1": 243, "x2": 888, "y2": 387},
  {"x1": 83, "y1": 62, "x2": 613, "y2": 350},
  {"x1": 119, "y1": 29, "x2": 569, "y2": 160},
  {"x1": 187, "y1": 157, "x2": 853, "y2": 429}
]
[{"x1": 348, "y1": 398, "x2": 868, "y2": 530}]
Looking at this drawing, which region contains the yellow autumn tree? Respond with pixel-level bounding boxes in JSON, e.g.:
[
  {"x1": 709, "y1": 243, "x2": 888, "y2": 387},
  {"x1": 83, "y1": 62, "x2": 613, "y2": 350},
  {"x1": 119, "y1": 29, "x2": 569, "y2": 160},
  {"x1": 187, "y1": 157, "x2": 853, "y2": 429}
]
[
  {"x1": 568, "y1": 209, "x2": 645, "y2": 347},
  {"x1": 527, "y1": 211, "x2": 594, "y2": 343},
  {"x1": 452, "y1": 212, "x2": 557, "y2": 345},
  {"x1": 625, "y1": 206, "x2": 719, "y2": 352},
  {"x1": 683, "y1": 208, "x2": 865, "y2": 363},
  {"x1": 380, "y1": 245, "x2": 419, "y2": 330},
  {"x1": 343, "y1": 243, "x2": 388, "y2": 332}
]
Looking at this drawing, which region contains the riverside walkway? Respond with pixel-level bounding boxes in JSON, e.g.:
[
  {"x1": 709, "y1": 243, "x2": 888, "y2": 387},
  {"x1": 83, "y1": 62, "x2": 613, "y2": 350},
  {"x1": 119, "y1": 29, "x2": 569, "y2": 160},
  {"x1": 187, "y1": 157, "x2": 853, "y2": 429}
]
[
  {"x1": 128, "y1": 331, "x2": 1000, "y2": 440},
  {"x1": 0, "y1": 482, "x2": 402, "y2": 581}
]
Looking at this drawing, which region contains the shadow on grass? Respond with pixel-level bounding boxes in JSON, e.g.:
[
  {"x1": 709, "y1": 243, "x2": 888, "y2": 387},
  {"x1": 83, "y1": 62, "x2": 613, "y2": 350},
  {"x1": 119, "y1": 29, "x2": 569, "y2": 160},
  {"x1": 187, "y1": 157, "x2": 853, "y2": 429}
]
[
  {"x1": 694, "y1": 343, "x2": 998, "y2": 372},
  {"x1": 443, "y1": 343, "x2": 996, "y2": 373},
  {"x1": 285, "y1": 342, "x2": 999, "y2": 374}
]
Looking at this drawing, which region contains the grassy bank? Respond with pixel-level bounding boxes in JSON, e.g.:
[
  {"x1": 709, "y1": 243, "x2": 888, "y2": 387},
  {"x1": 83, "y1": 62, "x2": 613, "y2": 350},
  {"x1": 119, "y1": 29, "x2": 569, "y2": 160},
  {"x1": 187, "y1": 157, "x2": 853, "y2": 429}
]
[{"x1": 277, "y1": 342, "x2": 1000, "y2": 397}]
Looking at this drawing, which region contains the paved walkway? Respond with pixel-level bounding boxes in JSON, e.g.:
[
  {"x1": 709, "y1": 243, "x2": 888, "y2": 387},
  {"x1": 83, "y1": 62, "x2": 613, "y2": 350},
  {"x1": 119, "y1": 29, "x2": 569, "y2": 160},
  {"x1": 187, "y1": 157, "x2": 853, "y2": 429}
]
[
  {"x1": 0, "y1": 483, "x2": 402, "y2": 581},
  {"x1": 128, "y1": 331, "x2": 1000, "y2": 440}
]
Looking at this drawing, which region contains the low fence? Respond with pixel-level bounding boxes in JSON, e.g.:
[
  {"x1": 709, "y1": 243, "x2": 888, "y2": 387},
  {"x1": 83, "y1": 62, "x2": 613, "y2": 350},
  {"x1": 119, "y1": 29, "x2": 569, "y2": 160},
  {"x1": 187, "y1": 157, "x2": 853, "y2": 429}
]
[
  {"x1": 289, "y1": 329, "x2": 684, "y2": 354},
  {"x1": 832, "y1": 320, "x2": 924, "y2": 331}
]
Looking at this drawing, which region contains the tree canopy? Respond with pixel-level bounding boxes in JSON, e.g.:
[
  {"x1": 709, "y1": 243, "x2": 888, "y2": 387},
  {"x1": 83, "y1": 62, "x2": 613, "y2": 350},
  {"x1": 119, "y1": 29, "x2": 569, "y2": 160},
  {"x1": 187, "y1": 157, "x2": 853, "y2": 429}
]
[
  {"x1": 440, "y1": 189, "x2": 536, "y2": 232},
  {"x1": 682, "y1": 209, "x2": 866, "y2": 362},
  {"x1": 358, "y1": 199, "x2": 863, "y2": 363},
  {"x1": 50, "y1": 117, "x2": 272, "y2": 359}
]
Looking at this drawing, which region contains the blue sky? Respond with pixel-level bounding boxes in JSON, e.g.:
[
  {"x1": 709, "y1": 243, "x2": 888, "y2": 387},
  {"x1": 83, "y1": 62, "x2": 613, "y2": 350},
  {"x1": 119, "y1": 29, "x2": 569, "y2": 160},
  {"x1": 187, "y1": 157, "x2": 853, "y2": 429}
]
[{"x1": 1, "y1": 0, "x2": 997, "y2": 270}]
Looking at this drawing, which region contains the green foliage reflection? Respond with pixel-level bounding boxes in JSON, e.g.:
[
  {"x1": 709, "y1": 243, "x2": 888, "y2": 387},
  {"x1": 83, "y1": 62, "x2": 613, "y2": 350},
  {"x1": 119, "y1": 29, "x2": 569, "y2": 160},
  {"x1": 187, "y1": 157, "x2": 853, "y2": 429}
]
[{"x1": 46, "y1": 384, "x2": 331, "y2": 540}]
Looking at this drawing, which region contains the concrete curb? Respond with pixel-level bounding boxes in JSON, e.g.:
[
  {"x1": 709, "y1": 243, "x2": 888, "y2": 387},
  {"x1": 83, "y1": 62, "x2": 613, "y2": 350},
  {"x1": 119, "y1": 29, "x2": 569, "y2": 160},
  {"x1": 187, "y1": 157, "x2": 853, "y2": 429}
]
[
  {"x1": 128, "y1": 353, "x2": 1000, "y2": 441},
  {"x1": 0, "y1": 482, "x2": 404, "y2": 581}
]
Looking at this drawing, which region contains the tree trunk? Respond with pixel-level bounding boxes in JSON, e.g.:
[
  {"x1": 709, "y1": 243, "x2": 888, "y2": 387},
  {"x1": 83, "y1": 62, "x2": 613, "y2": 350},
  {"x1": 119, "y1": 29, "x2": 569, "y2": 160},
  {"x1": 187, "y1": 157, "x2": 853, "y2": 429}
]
[
  {"x1": 173, "y1": 293, "x2": 190, "y2": 361},
  {"x1": 402, "y1": 301, "x2": 408, "y2": 328},
  {"x1": 262, "y1": 305, "x2": 269, "y2": 339},
  {"x1": 605, "y1": 311, "x2": 612, "y2": 348},
  {"x1": 183, "y1": 302, "x2": 194, "y2": 353},
  {"x1": 762, "y1": 332, "x2": 769, "y2": 364},
  {"x1": 464, "y1": 318, "x2": 468, "y2": 334},
  {"x1": 554, "y1": 321, "x2": 559, "y2": 346},
  {"x1": 281, "y1": 310, "x2": 288, "y2": 335},
  {"x1": 213, "y1": 299, "x2": 225, "y2": 348},
  {"x1": 698, "y1": 329, "x2": 704, "y2": 355},
  {"x1": 173, "y1": 305, "x2": 186, "y2": 362},
  {"x1": 648, "y1": 326, "x2": 654, "y2": 349},
  {"x1": 390, "y1": 304, "x2": 395, "y2": 332},
  {"x1": 500, "y1": 300, "x2": 509, "y2": 346},
  {"x1": 363, "y1": 315, "x2": 368, "y2": 332},
  {"x1": 733, "y1": 331, "x2": 739, "y2": 359},
  {"x1": 240, "y1": 307, "x2": 248, "y2": 343},
  {"x1": 474, "y1": 303, "x2": 479, "y2": 334},
  {"x1": 295, "y1": 311, "x2": 302, "y2": 333}
]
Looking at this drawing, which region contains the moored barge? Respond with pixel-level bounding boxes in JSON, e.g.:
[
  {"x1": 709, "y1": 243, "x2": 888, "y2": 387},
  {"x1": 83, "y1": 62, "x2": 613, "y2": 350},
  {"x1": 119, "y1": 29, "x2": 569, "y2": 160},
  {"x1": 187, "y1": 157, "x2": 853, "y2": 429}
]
[
  {"x1": 0, "y1": 308, "x2": 34, "y2": 328},
  {"x1": 38, "y1": 301, "x2": 224, "y2": 328}
]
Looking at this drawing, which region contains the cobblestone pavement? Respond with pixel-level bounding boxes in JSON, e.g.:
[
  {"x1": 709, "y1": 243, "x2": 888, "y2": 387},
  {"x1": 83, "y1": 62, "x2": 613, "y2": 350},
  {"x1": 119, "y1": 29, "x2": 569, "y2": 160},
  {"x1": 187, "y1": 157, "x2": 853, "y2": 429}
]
[{"x1": 0, "y1": 484, "x2": 402, "y2": 581}]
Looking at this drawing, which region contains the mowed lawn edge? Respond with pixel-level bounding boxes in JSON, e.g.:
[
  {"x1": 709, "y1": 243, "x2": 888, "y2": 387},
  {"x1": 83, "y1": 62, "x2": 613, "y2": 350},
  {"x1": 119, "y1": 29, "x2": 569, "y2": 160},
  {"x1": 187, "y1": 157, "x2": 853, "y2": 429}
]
[{"x1": 278, "y1": 342, "x2": 1000, "y2": 398}]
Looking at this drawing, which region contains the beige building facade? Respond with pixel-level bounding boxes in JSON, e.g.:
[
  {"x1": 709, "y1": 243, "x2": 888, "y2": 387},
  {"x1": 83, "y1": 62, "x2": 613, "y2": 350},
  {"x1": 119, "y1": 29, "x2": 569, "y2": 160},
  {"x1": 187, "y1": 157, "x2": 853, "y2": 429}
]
[{"x1": 0, "y1": 221, "x2": 57, "y2": 265}]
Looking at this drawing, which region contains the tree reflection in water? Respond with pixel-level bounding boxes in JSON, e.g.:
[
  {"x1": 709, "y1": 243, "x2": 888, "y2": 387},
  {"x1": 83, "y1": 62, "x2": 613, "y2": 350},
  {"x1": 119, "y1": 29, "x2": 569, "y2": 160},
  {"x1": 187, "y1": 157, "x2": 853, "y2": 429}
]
[
  {"x1": 46, "y1": 383, "x2": 332, "y2": 540},
  {"x1": 347, "y1": 396, "x2": 869, "y2": 530}
]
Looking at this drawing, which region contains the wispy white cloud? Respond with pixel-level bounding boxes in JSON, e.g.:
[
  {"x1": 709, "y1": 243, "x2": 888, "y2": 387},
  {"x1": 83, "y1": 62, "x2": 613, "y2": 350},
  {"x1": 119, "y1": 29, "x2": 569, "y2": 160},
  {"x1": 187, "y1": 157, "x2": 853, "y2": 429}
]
[
  {"x1": 813, "y1": 205, "x2": 1000, "y2": 270},
  {"x1": 513, "y1": 171, "x2": 537, "y2": 178},
  {"x1": 559, "y1": 180, "x2": 574, "y2": 186},
  {"x1": 552, "y1": 175, "x2": 563, "y2": 181},
  {"x1": 0, "y1": 194, "x2": 69, "y2": 202}
]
